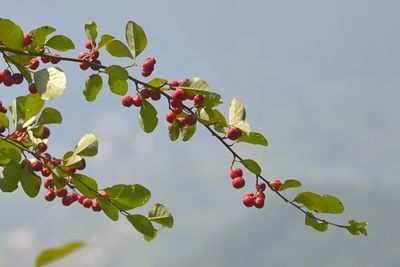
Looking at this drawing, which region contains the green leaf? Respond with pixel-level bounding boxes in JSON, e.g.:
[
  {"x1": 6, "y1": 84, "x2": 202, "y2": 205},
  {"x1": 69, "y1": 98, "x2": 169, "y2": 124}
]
[
  {"x1": 0, "y1": 113, "x2": 9, "y2": 128},
  {"x1": 20, "y1": 164, "x2": 41, "y2": 197},
  {"x1": 105, "y1": 65, "x2": 128, "y2": 80},
  {"x1": 97, "y1": 195, "x2": 119, "y2": 221},
  {"x1": 305, "y1": 212, "x2": 328, "y2": 232},
  {"x1": 293, "y1": 192, "x2": 328, "y2": 213},
  {"x1": 347, "y1": 220, "x2": 368, "y2": 236},
  {"x1": 0, "y1": 18, "x2": 24, "y2": 49},
  {"x1": 83, "y1": 74, "x2": 103, "y2": 102},
  {"x1": 0, "y1": 161, "x2": 20, "y2": 192},
  {"x1": 46, "y1": 35, "x2": 75, "y2": 51},
  {"x1": 64, "y1": 154, "x2": 82, "y2": 167},
  {"x1": 279, "y1": 179, "x2": 302, "y2": 191},
  {"x1": 107, "y1": 76, "x2": 128, "y2": 96},
  {"x1": 34, "y1": 67, "x2": 67, "y2": 101},
  {"x1": 30, "y1": 26, "x2": 56, "y2": 50},
  {"x1": 11, "y1": 93, "x2": 45, "y2": 129},
  {"x1": 229, "y1": 98, "x2": 246, "y2": 124},
  {"x1": 180, "y1": 125, "x2": 196, "y2": 141},
  {"x1": 73, "y1": 133, "x2": 98, "y2": 157},
  {"x1": 180, "y1": 77, "x2": 211, "y2": 96},
  {"x1": 139, "y1": 100, "x2": 158, "y2": 133},
  {"x1": 84, "y1": 21, "x2": 97, "y2": 42},
  {"x1": 197, "y1": 108, "x2": 227, "y2": 126},
  {"x1": 229, "y1": 98, "x2": 250, "y2": 135},
  {"x1": 0, "y1": 140, "x2": 22, "y2": 165},
  {"x1": 71, "y1": 174, "x2": 98, "y2": 199},
  {"x1": 127, "y1": 214, "x2": 157, "y2": 241},
  {"x1": 168, "y1": 120, "x2": 179, "y2": 141},
  {"x1": 204, "y1": 92, "x2": 223, "y2": 108},
  {"x1": 145, "y1": 78, "x2": 167, "y2": 90},
  {"x1": 106, "y1": 39, "x2": 132, "y2": 58},
  {"x1": 125, "y1": 21, "x2": 147, "y2": 59},
  {"x1": 148, "y1": 203, "x2": 174, "y2": 228},
  {"x1": 241, "y1": 159, "x2": 262, "y2": 175},
  {"x1": 97, "y1": 34, "x2": 114, "y2": 50},
  {"x1": 237, "y1": 132, "x2": 268, "y2": 146},
  {"x1": 104, "y1": 184, "x2": 151, "y2": 211},
  {"x1": 323, "y1": 194, "x2": 345, "y2": 214},
  {"x1": 37, "y1": 107, "x2": 62, "y2": 125},
  {"x1": 35, "y1": 241, "x2": 86, "y2": 267}
]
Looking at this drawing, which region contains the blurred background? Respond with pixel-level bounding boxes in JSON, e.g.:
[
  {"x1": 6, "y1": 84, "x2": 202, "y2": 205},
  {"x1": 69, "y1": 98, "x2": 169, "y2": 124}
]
[{"x1": 1, "y1": 0, "x2": 399, "y2": 266}]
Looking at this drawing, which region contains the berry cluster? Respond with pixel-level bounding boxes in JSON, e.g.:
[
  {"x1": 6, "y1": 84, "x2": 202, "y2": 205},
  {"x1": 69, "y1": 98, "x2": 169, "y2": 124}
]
[
  {"x1": 77, "y1": 41, "x2": 101, "y2": 70},
  {"x1": 141, "y1": 57, "x2": 156, "y2": 77},
  {"x1": 243, "y1": 183, "x2": 266, "y2": 208},
  {"x1": 230, "y1": 167, "x2": 245, "y2": 188},
  {"x1": 43, "y1": 177, "x2": 102, "y2": 212},
  {"x1": 0, "y1": 69, "x2": 24, "y2": 87}
]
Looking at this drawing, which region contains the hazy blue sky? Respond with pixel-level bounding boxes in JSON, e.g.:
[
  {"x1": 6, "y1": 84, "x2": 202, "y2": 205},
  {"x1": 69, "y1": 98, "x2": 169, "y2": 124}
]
[{"x1": 1, "y1": 1, "x2": 399, "y2": 266}]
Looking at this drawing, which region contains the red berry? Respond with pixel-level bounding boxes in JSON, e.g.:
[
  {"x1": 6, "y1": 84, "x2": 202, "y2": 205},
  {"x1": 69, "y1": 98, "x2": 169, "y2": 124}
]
[
  {"x1": 121, "y1": 95, "x2": 133, "y2": 107},
  {"x1": 44, "y1": 190, "x2": 56, "y2": 201},
  {"x1": 23, "y1": 34, "x2": 33, "y2": 46},
  {"x1": 78, "y1": 194, "x2": 86, "y2": 204},
  {"x1": 41, "y1": 167, "x2": 51, "y2": 177},
  {"x1": 170, "y1": 99, "x2": 183, "y2": 109},
  {"x1": 50, "y1": 54, "x2": 61, "y2": 64},
  {"x1": 257, "y1": 183, "x2": 266, "y2": 192},
  {"x1": 31, "y1": 160, "x2": 43, "y2": 172},
  {"x1": 168, "y1": 80, "x2": 179, "y2": 90},
  {"x1": 226, "y1": 127, "x2": 242, "y2": 141},
  {"x1": 65, "y1": 166, "x2": 76, "y2": 174},
  {"x1": 142, "y1": 57, "x2": 156, "y2": 71},
  {"x1": 90, "y1": 59, "x2": 101, "y2": 70},
  {"x1": 82, "y1": 198, "x2": 93, "y2": 208},
  {"x1": 232, "y1": 177, "x2": 245, "y2": 189},
  {"x1": 172, "y1": 106, "x2": 183, "y2": 115},
  {"x1": 62, "y1": 195, "x2": 74, "y2": 206},
  {"x1": 140, "y1": 89, "x2": 151, "y2": 99},
  {"x1": 76, "y1": 158, "x2": 86, "y2": 170},
  {"x1": 92, "y1": 201, "x2": 102, "y2": 212},
  {"x1": 79, "y1": 62, "x2": 89, "y2": 70},
  {"x1": 243, "y1": 194, "x2": 255, "y2": 207},
  {"x1": 3, "y1": 76, "x2": 13, "y2": 87},
  {"x1": 28, "y1": 83, "x2": 37, "y2": 94},
  {"x1": 185, "y1": 114, "x2": 197, "y2": 126},
  {"x1": 230, "y1": 167, "x2": 243, "y2": 179},
  {"x1": 0, "y1": 69, "x2": 11, "y2": 79},
  {"x1": 165, "y1": 111, "x2": 175, "y2": 123},
  {"x1": 37, "y1": 142, "x2": 47, "y2": 152},
  {"x1": 28, "y1": 58, "x2": 40, "y2": 70},
  {"x1": 255, "y1": 192, "x2": 265, "y2": 199},
  {"x1": 85, "y1": 41, "x2": 93, "y2": 50},
  {"x1": 193, "y1": 95, "x2": 205, "y2": 108},
  {"x1": 270, "y1": 179, "x2": 282, "y2": 191},
  {"x1": 176, "y1": 117, "x2": 186, "y2": 128},
  {"x1": 11, "y1": 73, "x2": 23, "y2": 85},
  {"x1": 187, "y1": 94, "x2": 195, "y2": 101},
  {"x1": 67, "y1": 191, "x2": 78, "y2": 202},
  {"x1": 90, "y1": 51, "x2": 99, "y2": 60},
  {"x1": 150, "y1": 90, "x2": 161, "y2": 101},
  {"x1": 77, "y1": 52, "x2": 88, "y2": 59},
  {"x1": 43, "y1": 178, "x2": 54, "y2": 190},
  {"x1": 41, "y1": 127, "x2": 50, "y2": 139},
  {"x1": 254, "y1": 197, "x2": 265, "y2": 209},
  {"x1": 131, "y1": 95, "x2": 143, "y2": 107},
  {"x1": 141, "y1": 69, "x2": 152, "y2": 77},
  {"x1": 55, "y1": 187, "x2": 68, "y2": 197},
  {"x1": 171, "y1": 89, "x2": 185, "y2": 102},
  {"x1": 41, "y1": 55, "x2": 51, "y2": 63}
]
